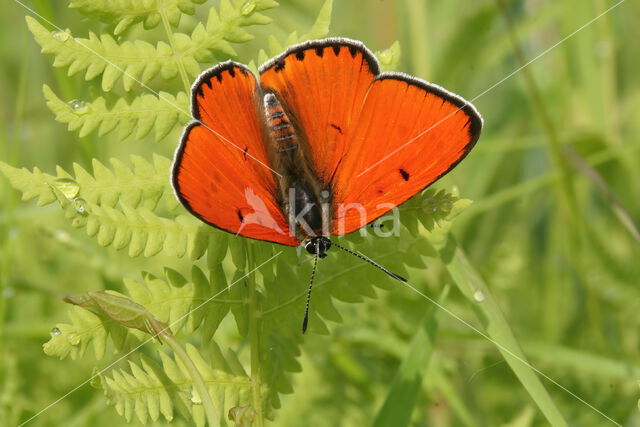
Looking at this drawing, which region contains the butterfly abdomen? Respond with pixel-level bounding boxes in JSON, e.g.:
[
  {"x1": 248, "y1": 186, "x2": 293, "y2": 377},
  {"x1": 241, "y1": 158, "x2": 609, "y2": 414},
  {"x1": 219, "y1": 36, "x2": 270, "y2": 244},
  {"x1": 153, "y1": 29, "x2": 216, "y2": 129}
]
[{"x1": 264, "y1": 92, "x2": 298, "y2": 154}]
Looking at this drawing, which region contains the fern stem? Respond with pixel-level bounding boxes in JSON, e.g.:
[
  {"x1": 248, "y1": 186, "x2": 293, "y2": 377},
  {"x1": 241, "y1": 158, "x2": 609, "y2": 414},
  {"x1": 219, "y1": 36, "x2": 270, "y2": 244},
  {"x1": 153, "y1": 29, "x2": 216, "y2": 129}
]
[
  {"x1": 246, "y1": 241, "x2": 265, "y2": 427},
  {"x1": 158, "y1": 0, "x2": 190, "y2": 93},
  {"x1": 162, "y1": 333, "x2": 219, "y2": 427}
]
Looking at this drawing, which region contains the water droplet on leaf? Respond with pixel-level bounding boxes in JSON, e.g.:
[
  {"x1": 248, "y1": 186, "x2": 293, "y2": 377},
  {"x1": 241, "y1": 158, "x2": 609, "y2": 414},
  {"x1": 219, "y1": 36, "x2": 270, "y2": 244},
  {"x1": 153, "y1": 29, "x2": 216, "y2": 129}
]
[
  {"x1": 379, "y1": 49, "x2": 392, "y2": 65},
  {"x1": 189, "y1": 389, "x2": 202, "y2": 404},
  {"x1": 51, "y1": 327, "x2": 61, "y2": 336},
  {"x1": 73, "y1": 198, "x2": 88, "y2": 214},
  {"x1": 52, "y1": 31, "x2": 70, "y2": 42},
  {"x1": 440, "y1": 199, "x2": 452, "y2": 213},
  {"x1": 473, "y1": 290, "x2": 485, "y2": 302},
  {"x1": 53, "y1": 177, "x2": 80, "y2": 199},
  {"x1": 68, "y1": 99, "x2": 88, "y2": 114},
  {"x1": 68, "y1": 332, "x2": 81, "y2": 344},
  {"x1": 241, "y1": 0, "x2": 256, "y2": 15},
  {"x1": 422, "y1": 197, "x2": 439, "y2": 214}
]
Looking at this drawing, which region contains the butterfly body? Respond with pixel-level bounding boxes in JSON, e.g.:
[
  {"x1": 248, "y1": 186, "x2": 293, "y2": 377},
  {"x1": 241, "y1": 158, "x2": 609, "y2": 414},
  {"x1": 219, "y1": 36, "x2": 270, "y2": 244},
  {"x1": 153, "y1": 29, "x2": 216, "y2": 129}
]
[{"x1": 263, "y1": 91, "x2": 330, "y2": 242}]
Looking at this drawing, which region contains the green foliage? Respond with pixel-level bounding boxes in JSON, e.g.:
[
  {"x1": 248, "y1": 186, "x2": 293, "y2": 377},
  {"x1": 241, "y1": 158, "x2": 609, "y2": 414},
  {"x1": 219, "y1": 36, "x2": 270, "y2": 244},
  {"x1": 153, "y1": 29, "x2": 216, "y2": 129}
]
[
  {"x1": 27, "y1": 0, "x2": 278, "y2": 91},
  {"x1": 2, "y1": 0, "x2": 639, "y2": 426},
  {"x1": 43, "y1": 85, "x2": 190, "y2": 141},
  {"x1": 70, "y1": 0, "x2": 207, "y2": 35}
]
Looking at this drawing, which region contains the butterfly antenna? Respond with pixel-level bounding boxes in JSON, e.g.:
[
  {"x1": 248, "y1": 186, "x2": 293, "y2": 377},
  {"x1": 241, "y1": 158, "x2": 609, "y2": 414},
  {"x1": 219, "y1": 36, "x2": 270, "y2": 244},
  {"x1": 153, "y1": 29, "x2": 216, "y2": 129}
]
[
  {"x1": 331, "y1": 242, "x2": 407, "y2": 283},
  {"x1": 301, "y1": 242, "x2": 320, "y2": 334}
]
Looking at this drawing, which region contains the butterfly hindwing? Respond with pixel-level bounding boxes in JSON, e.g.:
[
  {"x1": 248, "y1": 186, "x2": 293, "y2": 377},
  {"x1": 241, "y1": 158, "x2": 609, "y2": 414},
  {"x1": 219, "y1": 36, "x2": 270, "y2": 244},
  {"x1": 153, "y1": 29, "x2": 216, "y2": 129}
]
[
  {"x1": 173, "y1": 62, "x2": 298, "y2": 246},
  {"x1": 331, "y1": 73, "x2": 482, "y2": 235}
]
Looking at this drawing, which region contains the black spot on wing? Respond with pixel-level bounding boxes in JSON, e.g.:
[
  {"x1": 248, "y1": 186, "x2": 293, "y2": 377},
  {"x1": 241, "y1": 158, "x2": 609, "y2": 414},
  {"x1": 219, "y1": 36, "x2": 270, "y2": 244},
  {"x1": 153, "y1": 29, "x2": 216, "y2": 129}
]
[
  {"x1": 330, "y1": 123, "x2": 343, "y2": 134},
  {"x1": 243, "y1": 146, "x2": 248, "y2": 160},
  {"x1": 228, "y1": 67, "x2": 236, "y2": 78},
  {"x1": 315, "y1": 47, "x2": 324, "y2": 57},
  {"x1": 237, "y1": 210, "x2": 244, "y2": 223},
  {"x1": 348, "y1": 45, "x2": 358, "y2": 57},
  {"x1": 274, "y1": 59, "x2": 285, "y2": 72},
  {"x1": 332, "y1": 45, "x2": 340, "y2": 56},
  {"x1": 295, "y1": 51, "x2": 305, "y2": 60},
  {"x1": 399, "y1": 169, "x2": 410, "y2": 181},
  {"x1": 215, "y1": 73, "x2": 223, "y2": 82}
]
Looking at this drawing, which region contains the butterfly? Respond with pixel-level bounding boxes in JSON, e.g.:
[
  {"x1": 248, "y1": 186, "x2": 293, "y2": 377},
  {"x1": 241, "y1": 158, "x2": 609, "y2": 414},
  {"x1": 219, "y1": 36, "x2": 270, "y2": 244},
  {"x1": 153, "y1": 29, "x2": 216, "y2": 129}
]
[{"x1": 172, "y1": 38, "x2": 482, "y2": 332}]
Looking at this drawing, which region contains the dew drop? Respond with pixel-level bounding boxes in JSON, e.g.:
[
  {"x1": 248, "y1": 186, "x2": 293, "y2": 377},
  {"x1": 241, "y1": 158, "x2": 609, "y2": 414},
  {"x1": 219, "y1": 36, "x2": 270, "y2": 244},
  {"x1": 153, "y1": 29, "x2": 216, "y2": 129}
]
[
  {"x1": 189, "y1": 389, "x2": 202, "y2": 404},
  {"x1": 68, "y1": 332, "x2": 81, "y2": 344},
  {"x1": 73, "y1": 198, "x2": 88, "y2": 214},
  {"x1": 379, "y1": 49, "x2": 392, "y2": 65},
  {"x1": 473, "y1": 290, "x2": 485, "y2": 302},
  {"x1": 422, "y1": 197, "x2": 438, "y2": 213},
  {"x1": 53, "y1": 177, "x2": 80, "y2": 199},
  {"x1": 68, "y1": 99, "x2": 88, "y2": 114},
  {"x1": 240, "y1": 0, "x2": 256, "y2": 15},
  {"x1": 51, "y1": 327, "x2": 61, "y2": 336},
  {"x1": 52, "y1": 30, "x2": 70, "y2": 42},
  {"x1": 439, "y1": 199, "x2": 452, "y2": 213}
]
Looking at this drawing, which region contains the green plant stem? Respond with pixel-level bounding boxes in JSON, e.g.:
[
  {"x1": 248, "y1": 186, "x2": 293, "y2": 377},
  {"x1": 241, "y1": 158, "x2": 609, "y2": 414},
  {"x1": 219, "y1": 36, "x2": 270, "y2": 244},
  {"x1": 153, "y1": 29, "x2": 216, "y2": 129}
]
[
  {"x1": 246, "y1": 241, "x2": 264, "y2": 427},
  {"x1": 496, "y1": 0, "x2": 577, "y2": 218},
  {"x1": 159, "y1": 0, "x2": 191, "y2": 93},
  {"x1": 438, "y1": 236, "x2": 568, "y2": 426},
  {"x1": 162, "y1": 333, "x2": 219, "y2": 427},
  {"x1": 405, "y1": 0, "x2": 430, "y2": 78}
]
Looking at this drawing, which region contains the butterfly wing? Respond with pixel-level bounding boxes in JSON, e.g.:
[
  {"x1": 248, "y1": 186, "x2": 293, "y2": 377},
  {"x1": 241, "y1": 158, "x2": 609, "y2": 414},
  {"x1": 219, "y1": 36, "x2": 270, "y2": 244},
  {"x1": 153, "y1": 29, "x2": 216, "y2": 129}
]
[
  {"x1": 259, "y1": 38, "x2": 380, "y2": 184},
  {"x1": 331, "y1": 73, "x2": 482, "y2": 235},
  {"x1": 172, "y1": 62, "x2": 298, "y2": 246},
  {"x1": 259, "y1": 38, "x2": 481, "y2": 236}
]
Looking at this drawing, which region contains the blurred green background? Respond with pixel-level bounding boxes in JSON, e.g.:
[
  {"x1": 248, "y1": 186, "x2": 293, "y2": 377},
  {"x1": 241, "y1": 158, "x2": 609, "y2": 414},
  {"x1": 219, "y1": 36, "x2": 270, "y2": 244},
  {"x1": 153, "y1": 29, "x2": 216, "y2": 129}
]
[{"x1": 1, "y1": 0, "x2": 639, "y2": 426}]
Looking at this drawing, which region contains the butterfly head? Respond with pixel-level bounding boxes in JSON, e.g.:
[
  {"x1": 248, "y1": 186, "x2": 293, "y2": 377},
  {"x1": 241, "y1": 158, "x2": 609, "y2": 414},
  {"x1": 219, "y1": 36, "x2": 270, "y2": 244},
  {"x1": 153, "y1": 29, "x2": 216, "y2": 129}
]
[{"x1": 305, "y1": 236, "x2": 332, "y2": 259}]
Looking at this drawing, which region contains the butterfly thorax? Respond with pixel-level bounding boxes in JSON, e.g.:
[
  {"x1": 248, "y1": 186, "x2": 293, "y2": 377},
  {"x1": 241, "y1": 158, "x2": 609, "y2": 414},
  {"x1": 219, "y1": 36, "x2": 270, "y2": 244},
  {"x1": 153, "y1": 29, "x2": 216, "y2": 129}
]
[{"x1": 263, "y1": 92, "x2": 330, "y2": 241}]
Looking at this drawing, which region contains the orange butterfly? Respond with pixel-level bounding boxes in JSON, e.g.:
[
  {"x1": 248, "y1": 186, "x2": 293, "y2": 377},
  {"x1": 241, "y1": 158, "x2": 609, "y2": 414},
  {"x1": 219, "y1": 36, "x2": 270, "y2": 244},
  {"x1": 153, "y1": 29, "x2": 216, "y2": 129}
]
[{"x1": 172, "y1": 38, "x2": 482, "y2": 332}]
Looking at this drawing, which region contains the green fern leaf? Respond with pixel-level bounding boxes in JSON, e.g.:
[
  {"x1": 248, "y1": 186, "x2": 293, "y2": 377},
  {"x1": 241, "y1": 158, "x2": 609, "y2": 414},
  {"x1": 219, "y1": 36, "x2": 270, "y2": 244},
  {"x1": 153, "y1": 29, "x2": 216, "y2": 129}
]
[
  {"x1": 299, "y1": 0, "x2": 333, "y2": 41},
  {"x1": 0, "y1": 154, "x2": 176, "y2": 211},
  {"x1": 27, "y1": 1, "x2": 277, "y2": 91},
  {"x1": 376, "y1": 41, "x2": 402, "y2": 72},
  {"x1": 100, "y1": 354, "x2": 175, "y2": 423},
  {"x1": 121, "y1": 264, "x2": 231, "y2": 338},
  {"x1": 100, "y1": 344, "x2": 251, "y2": 425},
  {"x1": 0, "y1": 162, "x2": 57, "y2": 206},
  {"x1": 43, "y1": 85, "x2": 190, "y2": 140},
  {"x1": 69, "y1": 0, "x2": 207, "y2": 35},
  {"x1": 43, "y1": 305, "x2": 129, "y2": 360}
]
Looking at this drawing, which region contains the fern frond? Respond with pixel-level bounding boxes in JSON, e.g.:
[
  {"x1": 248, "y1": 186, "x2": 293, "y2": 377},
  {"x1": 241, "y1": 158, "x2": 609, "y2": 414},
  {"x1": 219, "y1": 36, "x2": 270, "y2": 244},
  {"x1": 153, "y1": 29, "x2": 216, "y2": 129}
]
[
  {"x1": 180, "y1": 0, "x2": 278, "y2": 67},
  {"x1": 43, "y1": 305, "x2": 128, "y2": 360},
  {"x1": 376, "y1": 41, "x2": 402, "y2": 72},
  {"x1": 122, "y1": 264, "x2": 232, "y2": 339},
  {"x1": 99, "y1": 354, "x2": 174, "y2": 424},
  {"x1": 43, "y1": 85, "x2": 190, "y2": 141},
  {"x1": 69, "y1": 0, "x2": 207, "y2": 35},
  {"x1": 0, "y1": 154, "x2": 175, "y2": 211},
  {"x1": 100, "y1": 344, "x2": 251, "y2": 425},
  {"x1": 0, "y1": 162, "x2": 57, "y2": 206},
  {"x1": 79, "y1": 201, "x2": 208, "y2": 258},
  {"x1": 27, "y1": 1, "x2": 277, "y2": 91}
]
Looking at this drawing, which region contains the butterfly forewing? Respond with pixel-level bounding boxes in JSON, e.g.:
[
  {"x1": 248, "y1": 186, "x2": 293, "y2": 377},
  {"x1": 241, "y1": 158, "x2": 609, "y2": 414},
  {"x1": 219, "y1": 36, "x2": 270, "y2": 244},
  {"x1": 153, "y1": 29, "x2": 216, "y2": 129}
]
[{"x1": 173, "y1": 62, "x2": 298, "y2": 246}]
